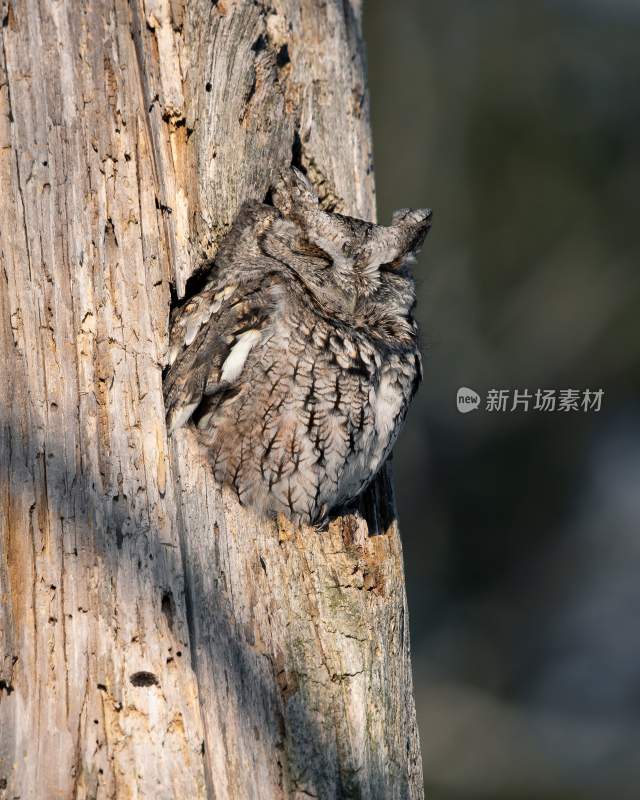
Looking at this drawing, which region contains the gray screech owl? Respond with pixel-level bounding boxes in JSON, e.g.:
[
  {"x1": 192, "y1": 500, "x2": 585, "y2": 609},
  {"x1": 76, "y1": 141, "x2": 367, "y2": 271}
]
[{"x1": 164, "y1": 169, "x2": 431, "y2": 525}]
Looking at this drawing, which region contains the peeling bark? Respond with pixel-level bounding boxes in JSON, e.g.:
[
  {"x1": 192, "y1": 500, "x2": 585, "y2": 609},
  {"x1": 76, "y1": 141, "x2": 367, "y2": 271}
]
[{"x1": 0, "y1": 1, "x2": 423, "y2": 797}]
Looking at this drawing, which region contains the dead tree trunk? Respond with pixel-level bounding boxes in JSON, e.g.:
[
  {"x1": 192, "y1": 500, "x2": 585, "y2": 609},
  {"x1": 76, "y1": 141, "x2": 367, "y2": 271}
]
[{"x1": 0, "y1": 1, "x2": 423, "y2": 797}]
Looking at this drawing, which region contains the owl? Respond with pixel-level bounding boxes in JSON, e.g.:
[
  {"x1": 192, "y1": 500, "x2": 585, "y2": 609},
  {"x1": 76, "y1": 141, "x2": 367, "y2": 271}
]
[{"x1": 164, "y1": 168, "x2": 431, "y2": 526}]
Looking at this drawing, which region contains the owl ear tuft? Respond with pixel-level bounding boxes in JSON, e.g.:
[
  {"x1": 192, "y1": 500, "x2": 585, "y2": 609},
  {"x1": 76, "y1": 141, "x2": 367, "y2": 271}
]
[
  {"x1": 360, "y1": 209, "x2": 432, "y2": 272},
  {"x1": 271, "y1": 167, "x2": 319, "y2": 216},
  {"x1": 391, "y1": 208, "x2": 432, "y2": 229}
]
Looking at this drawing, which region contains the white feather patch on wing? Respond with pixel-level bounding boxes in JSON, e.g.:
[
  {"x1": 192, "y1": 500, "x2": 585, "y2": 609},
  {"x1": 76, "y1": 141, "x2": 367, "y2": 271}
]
[{"x1": 220, "y1": 329, "x2": 262, "y2": 383}]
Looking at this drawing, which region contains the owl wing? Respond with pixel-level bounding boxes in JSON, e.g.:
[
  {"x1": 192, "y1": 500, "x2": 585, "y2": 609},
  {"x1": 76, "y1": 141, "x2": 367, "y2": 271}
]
[{"x1": 163, "y1": 276, "x2": 270, "y2": 435}]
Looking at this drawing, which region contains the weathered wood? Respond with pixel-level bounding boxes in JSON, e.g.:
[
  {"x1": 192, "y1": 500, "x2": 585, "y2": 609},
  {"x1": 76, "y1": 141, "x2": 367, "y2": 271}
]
[{"x1": 0, "y1": 1, "x2": 423, "y2": 797}]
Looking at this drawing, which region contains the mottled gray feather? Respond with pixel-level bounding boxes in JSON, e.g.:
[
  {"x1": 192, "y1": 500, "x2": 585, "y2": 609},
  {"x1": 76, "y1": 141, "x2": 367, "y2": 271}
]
[{"x1": 163, "y1": 170, "x2": 431, "y2": 525}]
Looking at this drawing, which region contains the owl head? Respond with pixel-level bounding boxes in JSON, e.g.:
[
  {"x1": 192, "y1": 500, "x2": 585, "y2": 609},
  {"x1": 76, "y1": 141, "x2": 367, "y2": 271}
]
[{"x1": 259, "y1": 168, "x2": 431, "y2": 317}]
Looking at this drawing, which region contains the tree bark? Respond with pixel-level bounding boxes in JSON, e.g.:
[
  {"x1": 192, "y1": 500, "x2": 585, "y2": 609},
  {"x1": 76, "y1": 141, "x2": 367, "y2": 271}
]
[{"x1": 0, "y1": 1, "x2": 423, "y2": 798}]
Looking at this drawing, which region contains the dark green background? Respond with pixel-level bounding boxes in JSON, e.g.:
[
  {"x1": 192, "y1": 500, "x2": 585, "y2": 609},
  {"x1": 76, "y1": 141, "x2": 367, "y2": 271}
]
[{"x1": 364, "y1": 2, "x2": 640, "y2": 797}]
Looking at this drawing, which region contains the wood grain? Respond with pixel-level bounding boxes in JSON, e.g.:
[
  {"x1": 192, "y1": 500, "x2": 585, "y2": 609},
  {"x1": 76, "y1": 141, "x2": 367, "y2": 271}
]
[{"x1": 0, "y1": 1, "x2": 423, "y2": 797}]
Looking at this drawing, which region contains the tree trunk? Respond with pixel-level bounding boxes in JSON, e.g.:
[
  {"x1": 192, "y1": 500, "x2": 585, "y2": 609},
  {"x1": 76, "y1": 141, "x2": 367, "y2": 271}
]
[{"x1": 0, "y1": 1, "x2": 423, "y2": 797}]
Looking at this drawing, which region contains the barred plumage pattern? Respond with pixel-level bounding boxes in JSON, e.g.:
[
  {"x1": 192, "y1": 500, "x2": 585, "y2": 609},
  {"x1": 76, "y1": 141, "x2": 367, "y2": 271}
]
[{"x1": 164, "y1": 169, "x2": 431, "y2": 525}]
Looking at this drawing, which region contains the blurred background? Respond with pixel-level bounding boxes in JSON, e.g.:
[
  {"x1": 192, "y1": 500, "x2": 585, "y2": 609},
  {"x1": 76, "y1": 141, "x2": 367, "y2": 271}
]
[{"x1": 363, "y1": 1, "x2": 640, "y2": 798}]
